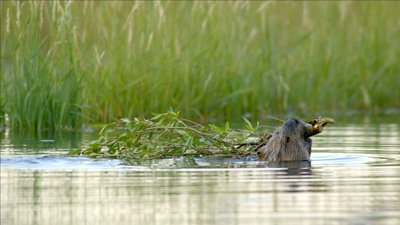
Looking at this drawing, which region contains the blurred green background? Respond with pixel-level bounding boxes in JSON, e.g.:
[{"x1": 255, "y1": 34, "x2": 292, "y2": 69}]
[{"x1": 1, "y1": 1, "x2": 399, "y2": 130}]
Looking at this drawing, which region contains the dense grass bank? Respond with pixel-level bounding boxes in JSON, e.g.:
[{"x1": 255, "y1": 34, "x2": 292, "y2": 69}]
[{"x1": 1, "y1": 1, "x2": 400, "y2": 130}]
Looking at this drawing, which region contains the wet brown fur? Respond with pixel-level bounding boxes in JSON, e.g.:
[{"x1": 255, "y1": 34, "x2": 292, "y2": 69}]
[{"x1": 257, "y1": 118, "x2": 312, "y2": 161}]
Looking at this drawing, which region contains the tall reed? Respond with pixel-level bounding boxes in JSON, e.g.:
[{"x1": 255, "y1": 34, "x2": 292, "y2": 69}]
[
  {"x1": 1, "y1": 1, "x2": 82, "y2": 130},
  {"x1": 1, "y1": 1, "x2": 399, "y2": 130}
]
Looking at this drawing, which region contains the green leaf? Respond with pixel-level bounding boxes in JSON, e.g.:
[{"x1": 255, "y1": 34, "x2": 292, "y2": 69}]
[
  {"x1": 225, "y1": 121, "x2": 230, "y2": 131},
  {"x1": 120, "y1": 118, "x2": 131, "y2": 123},
  {"x1": 184, "y1": 137, "x2": 193, "y2": 151},
  {"x1": 67, "y1": 148, "x2": 82, "y2": 156},
  {"x1": 242, "y1": 117, "x2": 254, "y2": 131},
  {"x1": 176, "y1": 129, "x2": 188, "y2": 136},
  {"x1": 209, "y1": 124, "x2": 224, "y2": 133},
  {"x1": 150, "y1": 113, "x2": 163, "y2": 121}
]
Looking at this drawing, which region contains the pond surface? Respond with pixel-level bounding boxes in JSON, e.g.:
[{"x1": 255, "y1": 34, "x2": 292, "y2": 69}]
[{"x1": 1, "y1": 115, "x2": 400, "y2": 225}]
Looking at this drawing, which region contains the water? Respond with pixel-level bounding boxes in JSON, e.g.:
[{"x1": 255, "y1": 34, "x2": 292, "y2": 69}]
[{"x1": 1, "y1": 116, "x2": 400, "y2": 225}]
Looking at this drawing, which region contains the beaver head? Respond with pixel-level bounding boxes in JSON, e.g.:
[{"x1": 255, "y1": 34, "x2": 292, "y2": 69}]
[{"x1": 257, "y1": 117, "x2": 334, "y2": 161}]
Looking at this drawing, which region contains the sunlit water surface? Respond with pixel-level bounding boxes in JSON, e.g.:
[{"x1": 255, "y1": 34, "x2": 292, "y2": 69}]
[{"x1": 1, "y1": 116, "x2": 400, "y2": 225}]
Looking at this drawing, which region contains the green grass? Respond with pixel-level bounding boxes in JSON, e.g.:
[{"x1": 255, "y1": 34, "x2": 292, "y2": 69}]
[{"x1": 1, "y1": 1, "x2": 400, "y2": 130}]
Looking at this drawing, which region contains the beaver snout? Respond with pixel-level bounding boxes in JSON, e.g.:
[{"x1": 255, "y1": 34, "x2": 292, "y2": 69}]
[{"x1": 257, "y1": 116, "x2": 334, "y2": 162}]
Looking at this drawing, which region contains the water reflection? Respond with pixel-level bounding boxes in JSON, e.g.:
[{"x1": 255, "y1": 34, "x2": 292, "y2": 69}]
[
  {"x1": 1, "y1": 130, "x2": 84, "y2": 155},
  {"x1": 2, "y1": 166, "x2": 399, "y2": 225},
  {"x1": 1, "y1": 117, "x2": 400, "y2": 225}
]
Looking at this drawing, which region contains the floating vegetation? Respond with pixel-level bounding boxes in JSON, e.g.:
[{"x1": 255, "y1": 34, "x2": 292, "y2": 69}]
[{"x1": 68, "y1": 110, "x2": 265, "y2": 159}]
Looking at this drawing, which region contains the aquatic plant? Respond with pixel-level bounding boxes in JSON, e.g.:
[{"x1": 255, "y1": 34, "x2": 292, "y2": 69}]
[
  {"x1": 2, "y1": 1, "x2": 400, "y2": 130},
  {"x1": 1, "y1": 1, "x2": 82, "y2": 130},
  {"x1": 68, "y1": 110, "x2": 262, "y2": 159}
]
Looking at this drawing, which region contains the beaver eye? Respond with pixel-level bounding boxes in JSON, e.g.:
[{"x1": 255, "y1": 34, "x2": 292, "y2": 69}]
[{"x1": 286, "y1": 137, "x2": 290, "y2": 143}]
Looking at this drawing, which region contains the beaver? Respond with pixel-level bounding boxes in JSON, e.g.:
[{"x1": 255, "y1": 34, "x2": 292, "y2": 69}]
[{"x1": 256, "y1": 116, "x2": 334, "y2": 161}]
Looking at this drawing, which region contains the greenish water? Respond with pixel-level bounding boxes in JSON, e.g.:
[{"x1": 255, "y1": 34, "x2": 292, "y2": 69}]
[{"x1": 1, "y1": 116, "x2": 400, "y2": 225}]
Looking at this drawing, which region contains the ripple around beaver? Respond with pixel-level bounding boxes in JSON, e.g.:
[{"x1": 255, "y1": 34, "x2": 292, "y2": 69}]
[{"x1": 0, "y1": 152, "x2": 381, "y2": 171}]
